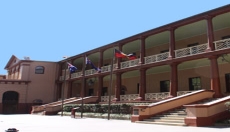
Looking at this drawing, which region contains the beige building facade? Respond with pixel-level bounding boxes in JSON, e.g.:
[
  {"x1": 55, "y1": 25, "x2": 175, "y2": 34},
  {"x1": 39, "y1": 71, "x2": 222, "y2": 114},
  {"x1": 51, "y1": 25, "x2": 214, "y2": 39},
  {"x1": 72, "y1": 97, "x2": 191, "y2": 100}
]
[{"x1": 0, "y1": 55, "x2": 59, "y2": 114}]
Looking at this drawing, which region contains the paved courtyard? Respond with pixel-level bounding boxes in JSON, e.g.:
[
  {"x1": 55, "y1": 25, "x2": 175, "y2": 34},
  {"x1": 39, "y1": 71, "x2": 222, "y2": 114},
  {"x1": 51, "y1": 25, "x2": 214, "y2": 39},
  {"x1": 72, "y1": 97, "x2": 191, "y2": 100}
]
[{"x1": 0, "y1": 114, "x2": 230, "y2": 132}]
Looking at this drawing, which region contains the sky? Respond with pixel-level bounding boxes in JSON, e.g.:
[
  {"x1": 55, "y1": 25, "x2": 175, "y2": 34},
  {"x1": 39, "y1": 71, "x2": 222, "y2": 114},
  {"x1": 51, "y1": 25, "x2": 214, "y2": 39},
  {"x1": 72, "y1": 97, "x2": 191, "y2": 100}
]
[{"x1": 0, "y1": 1, "x2": 230, "y2": 74}]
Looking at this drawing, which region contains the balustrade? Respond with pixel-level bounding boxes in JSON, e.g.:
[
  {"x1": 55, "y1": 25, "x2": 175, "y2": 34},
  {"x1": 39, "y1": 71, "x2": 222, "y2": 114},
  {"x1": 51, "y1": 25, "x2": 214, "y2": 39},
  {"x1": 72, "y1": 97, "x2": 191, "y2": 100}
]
[
  {"x1": 175, "y1": 43, "x2": 208, "y2": 58},
  {"x1": 101, "y1": 95, "x2": 115, "y2": 102},
  {"x1": 121, "y1": 59, "x2": 140, "y2": 69},
  {"x1": 120, "y1": 94, "x2": 139, "y2": 101},
  {"x1": 144, "y1": 52, "x2": 169, "y2": 64},
  {"x1": 214, "y1": 38, "x2": 230, "y2": 50},
  {"x1": 71, "y1": 72, "x2": 82, "y2": 79}
]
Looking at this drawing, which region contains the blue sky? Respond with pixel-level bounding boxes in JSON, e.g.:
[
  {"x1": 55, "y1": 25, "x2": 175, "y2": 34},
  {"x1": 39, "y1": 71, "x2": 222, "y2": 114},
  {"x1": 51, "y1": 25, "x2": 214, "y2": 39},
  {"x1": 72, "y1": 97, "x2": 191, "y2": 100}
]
[{"x1": 0, "y1": 1, "x2": 229, "y2": 74}]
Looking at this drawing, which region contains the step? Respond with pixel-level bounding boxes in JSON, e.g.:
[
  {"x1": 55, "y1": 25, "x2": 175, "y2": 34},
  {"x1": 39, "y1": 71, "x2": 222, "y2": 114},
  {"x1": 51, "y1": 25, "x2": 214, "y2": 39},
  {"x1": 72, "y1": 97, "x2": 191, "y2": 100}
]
[
  {"x1": 135, "y1": 121, "x2": 187, "y2": 126},
  {"x1": 150, "y1": 116, "x2": 185, "y2": 120},
  {"x1": 144, "y1": 118, "x2": 184, "y2": 123}
]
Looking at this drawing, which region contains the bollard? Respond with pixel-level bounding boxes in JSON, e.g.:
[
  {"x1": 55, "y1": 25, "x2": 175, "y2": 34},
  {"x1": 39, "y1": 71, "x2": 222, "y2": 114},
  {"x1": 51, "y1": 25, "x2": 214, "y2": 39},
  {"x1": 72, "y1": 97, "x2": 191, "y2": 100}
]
[
  {"x1": 5, "y1": 128, "x2": 19, "y2": 132},
  {"x1": 71, "y1": 108, "x2": 76, "y2": 118}
]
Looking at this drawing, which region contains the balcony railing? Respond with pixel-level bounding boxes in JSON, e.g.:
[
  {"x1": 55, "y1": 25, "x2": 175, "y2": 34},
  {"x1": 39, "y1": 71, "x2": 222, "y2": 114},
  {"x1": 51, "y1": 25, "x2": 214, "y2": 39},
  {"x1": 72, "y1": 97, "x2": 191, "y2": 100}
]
[
  {"x1": 121, "y1": 59, "x2": 140, "y2": 69},
  {"x1": 59, "y1": 74, "x2": 69, "y2": 81},
  {"x1": 101, "y1": 64, "x2": 117, "y2": 73},
  {"x1": 214, "y1": 38, "x2": 230, "y2": 50},
  {"x1": 144, "y1": 52, "x2": 169, "y2": 64},
  {"x1": 101, "y1": 95, "x2": 115, "y2": 102},
  {"x1": 120, "y1": 94, "x2": 139, "y2": 101},
  {"x1": 71, "y1": 72, "x2": 82, "y2": 79},
  {"x1": 175, "y1": 43, "x2": 208, "y2": 58},
  {"x1": 100, "y1": 91, "x2": 193, "y2": 102},
  {"x1": 145, "y1": 92, "x2": 169, "y2": 100},
  {"x1": 85, "y1": 69, "x2": 97, "y2": 76}
]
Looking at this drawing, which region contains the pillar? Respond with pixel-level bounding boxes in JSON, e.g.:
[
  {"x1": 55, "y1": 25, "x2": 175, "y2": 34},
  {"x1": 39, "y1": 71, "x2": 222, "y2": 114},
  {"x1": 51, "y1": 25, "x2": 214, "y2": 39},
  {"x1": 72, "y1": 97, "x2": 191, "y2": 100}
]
[
  {"x1": 168, "y1": 27, "x2": 176, "y2": 59},
  {"x1": 209, "y1": 56, "x2": 222, "y2": 97},
  {"x1": 97, "y1": 76, "x2": 103, "y2": 102},
  {"x1": 115, "y1": 73, "x2": 121, "y2": 101},
  {"x1": 137, "y1": 68, "x2": 146, "y2": 101},
  {"x1": 169, "y1": 63, "x2": 178, "y2": 97},
  {"x1": 206, "y1": 15, "x2": 215, "y2": 51},
  {"x1": 139, "y1": 36, "x2": 146, "y2": 64}
]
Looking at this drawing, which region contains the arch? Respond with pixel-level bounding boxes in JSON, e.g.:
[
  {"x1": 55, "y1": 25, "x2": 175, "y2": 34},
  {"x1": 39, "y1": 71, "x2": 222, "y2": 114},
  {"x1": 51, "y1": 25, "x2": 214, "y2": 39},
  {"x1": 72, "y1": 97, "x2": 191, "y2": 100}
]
[{"x1": 2, "y1": 91, "x2": 19, "y2": 114}]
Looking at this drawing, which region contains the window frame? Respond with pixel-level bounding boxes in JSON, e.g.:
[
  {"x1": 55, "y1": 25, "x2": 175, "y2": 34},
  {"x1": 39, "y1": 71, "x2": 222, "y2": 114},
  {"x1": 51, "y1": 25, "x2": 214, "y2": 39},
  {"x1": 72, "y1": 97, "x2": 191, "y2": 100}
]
[{"x1": 35, "y1": 66, "x2": 45, "y2": 74}]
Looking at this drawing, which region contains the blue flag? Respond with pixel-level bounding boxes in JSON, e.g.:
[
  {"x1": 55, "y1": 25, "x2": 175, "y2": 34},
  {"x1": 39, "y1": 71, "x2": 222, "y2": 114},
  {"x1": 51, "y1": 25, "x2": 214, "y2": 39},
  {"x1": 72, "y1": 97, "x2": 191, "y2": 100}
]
[
  {"x1": 67, "y1": 62, "x2": 77, "y2": 73},
  {"x1": 86, "y1": 57, "x2": 101, "y2": 72}
]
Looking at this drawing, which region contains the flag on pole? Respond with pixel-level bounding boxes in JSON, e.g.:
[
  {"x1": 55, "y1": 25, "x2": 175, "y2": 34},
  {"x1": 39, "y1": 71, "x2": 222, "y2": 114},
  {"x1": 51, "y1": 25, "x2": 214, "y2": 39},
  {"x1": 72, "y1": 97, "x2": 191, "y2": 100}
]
[
  {"x1": 114, "y1": 49, "x2": 128, "y2": 58},
  {"x1": 86, "y1": 57, "x2": 101, "y2": 72},
  {"x1": 127, "y1": 53, "x2": 137, "y2": 60},
  {"x1": 114, "y1": 49, "x2": 136, "y2": 60},
  {"x1": 67, "y1": 62, "x2": 77, "y2": 73}
]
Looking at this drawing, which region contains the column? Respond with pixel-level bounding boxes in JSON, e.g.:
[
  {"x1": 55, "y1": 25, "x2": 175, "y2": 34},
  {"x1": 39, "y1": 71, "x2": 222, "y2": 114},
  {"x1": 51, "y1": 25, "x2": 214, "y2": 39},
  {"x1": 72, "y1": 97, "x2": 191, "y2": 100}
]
[
  {"x1": 97, "y1": 76, "x2": 103, "y2": 101},
  {"x1": 206, "y1": 15, "x2": 215, "y2": 51},
  {"x1": 168, "y1": 27, "x2": 176, "y2": 59},
  {"x1": 137, "y1": 68, "x2": 146, "y2": 101},
  {"x1": 169, "y1": 63, "x2": 178, "y2": 97},
  {"x1": 114, "y1": 73, "x2": 121, "y2": 101},
  {"x1": 209, "y1": 56, "x2": 222, "y2": 97},
  {"x1": 67, "y1": 81, "x2": 72, "y2": 98},
  {"x1": 99, "y1": 50, "x2": 103, "y2": 70},
  {"x1": 139, "y1": 36, "x2": 146, "y2": 64},
  {"x1": 81, "y1": 78, "x2": 86, "y2": 97}
]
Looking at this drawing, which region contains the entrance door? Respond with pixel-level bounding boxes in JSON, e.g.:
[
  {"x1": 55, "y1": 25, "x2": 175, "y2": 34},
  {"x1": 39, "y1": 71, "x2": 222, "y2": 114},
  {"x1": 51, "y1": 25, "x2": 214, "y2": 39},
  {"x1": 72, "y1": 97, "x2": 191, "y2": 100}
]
[
  {"x1": 2, "y1": 91, "x2": 19, "y2": 114},
  {"x1": 225, "y1": 73, "x2": 230, "y2": 92},
  {"x1": 88, "y1": 89, "x2": 94, "y2": 96}
]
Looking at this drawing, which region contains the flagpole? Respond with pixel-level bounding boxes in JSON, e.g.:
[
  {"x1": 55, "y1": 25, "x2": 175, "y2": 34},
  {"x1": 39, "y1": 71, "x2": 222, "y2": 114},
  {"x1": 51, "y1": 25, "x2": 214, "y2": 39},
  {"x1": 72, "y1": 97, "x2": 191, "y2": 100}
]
[
  {"x1": 61, "y1": 56, "x2": 68, "y2": 117},
  {"x1": 81, "y1": 55, "x2": 86, "y2": 118},
  {"x1": 108, "y1": 48, "x2": 115, "y2": 120}
]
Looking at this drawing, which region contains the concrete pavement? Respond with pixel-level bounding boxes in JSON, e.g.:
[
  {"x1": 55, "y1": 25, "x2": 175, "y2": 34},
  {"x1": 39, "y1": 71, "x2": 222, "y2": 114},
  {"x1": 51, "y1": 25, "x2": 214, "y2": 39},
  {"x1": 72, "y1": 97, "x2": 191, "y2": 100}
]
[{"x1": 0, "y1": 114, "x2": 229, "y2": 132}]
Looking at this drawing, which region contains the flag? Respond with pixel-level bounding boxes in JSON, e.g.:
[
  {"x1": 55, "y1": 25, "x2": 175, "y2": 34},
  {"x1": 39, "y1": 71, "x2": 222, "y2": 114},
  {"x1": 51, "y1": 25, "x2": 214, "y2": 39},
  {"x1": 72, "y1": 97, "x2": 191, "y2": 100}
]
[
  {"x1": 86, "y1": 57, "x2": 101, "y2": 72},
  {"x1": 127, "y1": 53, "x2": 137, "y2": 60},
  {"x1": 114, "y1": 49, "x2": 128, "y2": 58},
  {"x1": 67, "y1": 62, "x2": 77, "y2": 73}
]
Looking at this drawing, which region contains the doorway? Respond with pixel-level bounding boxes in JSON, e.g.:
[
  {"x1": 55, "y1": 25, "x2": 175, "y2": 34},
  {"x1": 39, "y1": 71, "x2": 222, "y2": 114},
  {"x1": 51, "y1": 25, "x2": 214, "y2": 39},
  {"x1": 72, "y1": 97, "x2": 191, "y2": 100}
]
[
  {"x1": 2, "y1": 91, "x2": 19, "y2": 114},
  {"x1": 225, "y1": 73, "x2": 230, "y2": 93}
]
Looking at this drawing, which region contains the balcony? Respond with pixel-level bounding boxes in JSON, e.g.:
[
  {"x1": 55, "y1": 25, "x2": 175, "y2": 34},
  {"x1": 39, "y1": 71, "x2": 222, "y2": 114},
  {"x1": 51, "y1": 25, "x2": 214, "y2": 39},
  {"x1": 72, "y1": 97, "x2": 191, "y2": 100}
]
[{"x1": 59, "y1": 38, "x2": 230, "y2": 80}]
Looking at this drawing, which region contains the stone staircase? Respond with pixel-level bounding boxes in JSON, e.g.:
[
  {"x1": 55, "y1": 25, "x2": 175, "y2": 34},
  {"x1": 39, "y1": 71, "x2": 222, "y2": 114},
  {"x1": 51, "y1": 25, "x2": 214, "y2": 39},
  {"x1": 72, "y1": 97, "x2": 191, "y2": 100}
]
[
  {"x1": 135, "y1": 98, "x2": 220, "y2": 126},
  {"x1": 135, "y1": 107, "x2": 187, "y2": 126}
]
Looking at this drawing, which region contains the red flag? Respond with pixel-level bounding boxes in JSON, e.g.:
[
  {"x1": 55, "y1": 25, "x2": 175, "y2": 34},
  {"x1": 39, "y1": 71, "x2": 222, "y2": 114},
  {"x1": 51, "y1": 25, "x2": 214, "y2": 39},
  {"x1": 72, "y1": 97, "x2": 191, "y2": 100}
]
[
  {"x1": 127, "y1": 53, "x2": 137, "y2": 60},
  {"x1": 114, "y1": 49, "x2": 128, "y2": 58}
]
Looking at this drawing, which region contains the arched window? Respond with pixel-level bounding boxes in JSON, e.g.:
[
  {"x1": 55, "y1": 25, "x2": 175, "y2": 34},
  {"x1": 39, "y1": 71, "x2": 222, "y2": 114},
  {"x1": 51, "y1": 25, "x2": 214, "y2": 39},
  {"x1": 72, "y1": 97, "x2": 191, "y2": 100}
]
[{"x1": 35, "y1": 66, "x2": 45, "y2": 74}]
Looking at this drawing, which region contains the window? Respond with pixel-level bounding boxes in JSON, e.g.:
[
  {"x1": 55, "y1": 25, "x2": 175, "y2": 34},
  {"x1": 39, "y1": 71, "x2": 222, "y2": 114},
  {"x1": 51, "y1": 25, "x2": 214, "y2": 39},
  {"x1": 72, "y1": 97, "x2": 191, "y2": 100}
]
[
  {"x1": 222, "y1": 35, "x2": 230, "y2": 40},
  {"x1": 189, "y1": 77, "x2": 201, "y2": 90},
  {"x1": 35, "y1": 66, "x2": 44, "y2": 74},
  {"x1": 225, "y1": 73, "x2": 230, "y2": 93},
  {"x1": 160, "y1": 80, "x2": 170, "y2": 92}
]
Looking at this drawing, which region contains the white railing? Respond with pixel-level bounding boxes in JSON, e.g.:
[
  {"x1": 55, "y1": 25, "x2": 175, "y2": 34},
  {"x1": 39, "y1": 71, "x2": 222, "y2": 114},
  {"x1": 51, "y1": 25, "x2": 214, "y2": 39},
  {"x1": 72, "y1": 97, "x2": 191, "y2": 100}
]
[
  {"x1": 120, "y1": 94, "x2": 139, "y2": 101},
  {"x1": 177, "y1": 90, "x2": 192, "y2": 96},
  {"x1": 145, "y1": 92, "x2": 169, "y2": 100},
  {"x1": 71, "y1": 72, "x2": 82, "y2": 79},
  {"x1": 101, "y1": 64, "x2": 117, "y2": 73},
  {"x1": 175, "y1": 43, "x2": 208, "y2": 58},
  {"x1": 59, "y1": 74, "x2": 69, "y2": 81},
  {"x1": 144, "y1": 52, "x2": 169, "y2": 64},
  {"x1": 101, "y1": 95, "x2": 115, "y2": 102},
  {"x1": 214, "y1": 38, "x2": 230, "y2": 50},
  {"x1": 85, "y1": 69, "x2": 97, "y2": 76},
  {"x1": 145, "y1": 91, "x2": 196, "y2": 100},
  {"x1": 121, "y1": 59, "x2": 140, "y2": 69}
]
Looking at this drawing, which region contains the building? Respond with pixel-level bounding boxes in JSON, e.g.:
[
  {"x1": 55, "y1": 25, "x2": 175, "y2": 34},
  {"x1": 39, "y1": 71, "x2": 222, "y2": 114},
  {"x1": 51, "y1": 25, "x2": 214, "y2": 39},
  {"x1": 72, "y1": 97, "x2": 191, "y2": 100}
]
[
  {"x1": 1, "y1": 4, "x2": 230, "y2": 126},
  {"x1": 0, "y1": 55, "x2": 58, "y2": 114}
]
